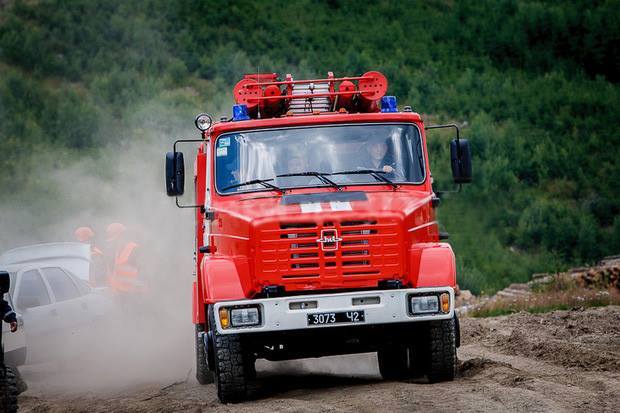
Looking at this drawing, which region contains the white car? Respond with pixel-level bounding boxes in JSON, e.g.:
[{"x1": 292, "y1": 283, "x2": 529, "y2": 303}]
[
  {"x1": 0, "y1": 243, "x2": 91, "y2": 283},
  {"x1": 1, "y1": 243, "x2": 114, "y2": 365}
]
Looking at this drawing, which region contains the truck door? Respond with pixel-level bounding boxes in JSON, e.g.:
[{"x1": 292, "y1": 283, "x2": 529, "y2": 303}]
[{"x1": 14, "y1": 268, "x2": 55, "y2": 364}]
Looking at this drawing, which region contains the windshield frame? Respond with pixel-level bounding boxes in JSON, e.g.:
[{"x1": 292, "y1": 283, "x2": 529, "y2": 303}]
[{"x1": 213, "y1": 122, "x2": 426, "y2": 196}]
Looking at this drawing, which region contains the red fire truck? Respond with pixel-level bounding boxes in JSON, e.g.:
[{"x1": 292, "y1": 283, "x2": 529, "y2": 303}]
[{"x1": 165, "y1": 71, "x2": 472, "y2": 403}]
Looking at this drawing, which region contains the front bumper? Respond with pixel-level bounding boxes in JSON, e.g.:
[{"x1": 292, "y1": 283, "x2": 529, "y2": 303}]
[{"x1": 213, "y1": 287, "x2": 454, "y2": 334}]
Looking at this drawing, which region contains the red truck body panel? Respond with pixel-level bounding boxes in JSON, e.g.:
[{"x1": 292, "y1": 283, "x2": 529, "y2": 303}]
[{"x1": 189, "y1": 111, "x2": 456, "y2": 322}]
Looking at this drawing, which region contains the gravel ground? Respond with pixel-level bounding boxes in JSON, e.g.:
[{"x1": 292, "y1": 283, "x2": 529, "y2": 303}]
[{"x1": 17, "y1": 306, "x2": 620, "y2": 412}]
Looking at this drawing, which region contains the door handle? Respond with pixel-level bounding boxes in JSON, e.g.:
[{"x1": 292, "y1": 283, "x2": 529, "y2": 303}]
[
  {"x1": 81, "y1": 302, "x2": 88, "y2": 310},
  {"x1": 50, "y1": 309, "x2": 58, "y2": 316}
]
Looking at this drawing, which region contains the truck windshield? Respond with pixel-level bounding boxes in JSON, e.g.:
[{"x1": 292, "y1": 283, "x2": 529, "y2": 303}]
[{"x1": 215, "y1": 123, "x2": 425, "y2": 194}]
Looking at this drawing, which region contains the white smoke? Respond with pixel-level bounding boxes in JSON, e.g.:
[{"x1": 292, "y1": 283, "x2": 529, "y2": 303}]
[{"x1": 1, "y1": 125, "x2": 202, "y2": 393}]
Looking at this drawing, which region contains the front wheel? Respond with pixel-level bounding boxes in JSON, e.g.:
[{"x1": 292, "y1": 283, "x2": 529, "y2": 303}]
[
  {"x1": 426, "y1": 318, "x2": 457, "y2": 383},
  {"x1": 209, "y1": 307, "x2": 257, "y2": 403}
]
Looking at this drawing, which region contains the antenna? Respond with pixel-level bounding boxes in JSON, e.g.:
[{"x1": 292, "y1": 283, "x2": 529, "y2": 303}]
[{"x1": 256, "y1": 64, "x2": 261, "y2": 119}]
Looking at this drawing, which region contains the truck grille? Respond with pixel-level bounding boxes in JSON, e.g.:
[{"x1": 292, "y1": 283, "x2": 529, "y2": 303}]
[{"x1": 257, "y1": 218, "x2": 404, "y2": 288}]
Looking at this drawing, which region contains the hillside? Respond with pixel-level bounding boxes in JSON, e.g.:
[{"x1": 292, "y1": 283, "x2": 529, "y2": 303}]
[{"x1": 1, "y1": 0, "x2": 619, "y2": 293}]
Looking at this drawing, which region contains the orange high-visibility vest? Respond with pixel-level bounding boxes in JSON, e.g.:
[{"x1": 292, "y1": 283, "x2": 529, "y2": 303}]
[{"x1": 108, "y1": 242, "x2": 144, "y2": 293}]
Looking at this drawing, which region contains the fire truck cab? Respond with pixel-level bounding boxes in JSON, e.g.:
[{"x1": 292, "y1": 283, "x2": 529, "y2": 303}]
[{"x1": 165, "y1": 71, "x2": 472, "y2": 403}]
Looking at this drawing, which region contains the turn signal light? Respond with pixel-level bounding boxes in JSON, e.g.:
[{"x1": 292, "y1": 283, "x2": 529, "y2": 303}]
[
  {"x1": 219, "y1": 307, "x2": 230, "y2": 329},
  {"x1": 440, "y1": 292, "x2": 450, "y2": 313}
]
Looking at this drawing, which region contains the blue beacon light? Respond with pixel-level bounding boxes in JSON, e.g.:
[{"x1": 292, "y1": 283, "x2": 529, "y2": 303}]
[
  {"x1": 232, "y1": 104, "x2": 250, "y2": 121},
  {"x1": 381, "y1": 96, "x2": 398, "y2": 113}
]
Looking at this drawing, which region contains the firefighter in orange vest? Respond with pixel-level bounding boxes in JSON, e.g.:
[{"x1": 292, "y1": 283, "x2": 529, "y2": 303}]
[
  {"x1": 105, "y1": 223, "x2": 146, "y2": 293},
  {"x1": 74, "y1": 226, "x2": 107, "y2": 287}
]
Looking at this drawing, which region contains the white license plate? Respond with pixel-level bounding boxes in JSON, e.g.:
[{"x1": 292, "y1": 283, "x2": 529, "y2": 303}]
[{"x1": 307, "y1": 310, "x2": 365, "y2": 325}]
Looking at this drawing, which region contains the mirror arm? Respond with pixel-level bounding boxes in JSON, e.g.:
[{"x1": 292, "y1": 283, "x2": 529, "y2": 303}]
[
  {"x1": 173, "y1": 138, "x2": 205, "y2": 152},
  {"x1": 425, "y1": 123, "x2": 460, "y2": 140},
  {"x1": 173, "y1": 137, "x2": 206, "y2": 210},
  {"x1": 425, "y1": 123, "x2": 467, "y2": 185},
  {"x1": 434, "y1": 185, "x2": 462, "y2": 197},
  {"x1": 175, "y1": 197, "x2": 205, "y2": 210},
  {"x1": 425, "y1": 123, "x2": 461, "y2": 158}
]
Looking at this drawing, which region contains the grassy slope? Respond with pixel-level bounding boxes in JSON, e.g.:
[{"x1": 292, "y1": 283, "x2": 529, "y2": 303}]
[{"x1": 0, "y1": 0, "x2": 619, "y2": 293}]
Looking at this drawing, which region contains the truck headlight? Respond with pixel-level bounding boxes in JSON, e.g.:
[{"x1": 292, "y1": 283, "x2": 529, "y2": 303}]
[
  {"x1": 410, "y1": 295, "x2": 439, "y2": 315},
  {"x1": 230, "y1": 306, "x2": 261, "y2": 327},
  {"x1": 194, "y1": 113, "x2": 212, "y2": 131}
]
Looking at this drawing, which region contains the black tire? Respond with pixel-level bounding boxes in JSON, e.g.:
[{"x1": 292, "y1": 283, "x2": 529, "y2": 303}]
[
  {"x1": 0, "y1": 367, "x2": 19, "y2": 413},
  {"x1": 9, "y1": 367, "x2": 27, "y2": 395},
  {"x1": 377, "y1": 343, "x2": 410, "y2": 380},
  {"x1": 209, "y1": 307, "x2": 257, "y2": 403},
  {"x1": 195, "y1": 324, "x2": 214, "y2": 385},
  {"x1": 426, "y1": 317, "x2": 457, "y2": 383}
]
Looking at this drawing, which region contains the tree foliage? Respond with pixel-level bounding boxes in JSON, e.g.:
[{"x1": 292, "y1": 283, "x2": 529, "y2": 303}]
[{"x1": 0, "y1": 0, "x2": 618, "y2": 293}]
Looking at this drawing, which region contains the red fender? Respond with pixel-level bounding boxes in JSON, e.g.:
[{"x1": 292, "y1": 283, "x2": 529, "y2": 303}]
[
  {"x1": 201, "y1": 256, "x2": 248, "y2": 304},
  {"x1": 409, "y1": 243, "x2": 456, "y2": 288}
]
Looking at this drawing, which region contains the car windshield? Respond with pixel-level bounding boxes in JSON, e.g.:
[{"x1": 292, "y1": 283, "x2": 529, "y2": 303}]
[{"x1": 215, "y1": 123, "x2": 425, "y2": 194}]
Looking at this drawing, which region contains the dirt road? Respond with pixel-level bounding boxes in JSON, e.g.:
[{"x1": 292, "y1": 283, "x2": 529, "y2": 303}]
[{"x1": 18, "y1": 306, "x2": 620, "y2": 412}]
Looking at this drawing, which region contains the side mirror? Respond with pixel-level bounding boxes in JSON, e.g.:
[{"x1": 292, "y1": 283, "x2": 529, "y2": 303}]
[
  {"x1": 17, "y1": 295, "x2": 40, "y2": 310},
  {"x1": 165, "y1": 152, "x2": 185, "y2": 196},
  {"x1": 0, "y1": 271, "x2": 9, "y2": 294},
  {"x1": 450, "y1": 139, "x2": 472, "y2": 184}
]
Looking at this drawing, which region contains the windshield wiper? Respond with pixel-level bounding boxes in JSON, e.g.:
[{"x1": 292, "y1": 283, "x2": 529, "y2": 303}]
[
  {"x1": 330, "y1": 169, "x2": 398, "y2": 189},
  {"x1": 222, "y1": 178, "x2": 284, "y2": 193},
  {"x1": 277, "y1": 171, "x2": 343, "y2": 190}
]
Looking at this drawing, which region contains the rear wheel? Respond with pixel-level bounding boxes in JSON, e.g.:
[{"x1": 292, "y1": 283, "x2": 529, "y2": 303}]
[
  {"x1": 209, "y1": 307, "x2": 257, "y2": 403},
  {"x1": 195, "y1": 324, "x2": 214, "y2": 385},
  {"x1": 426, "y1": 317, "x2": 457, "y2": 383}
]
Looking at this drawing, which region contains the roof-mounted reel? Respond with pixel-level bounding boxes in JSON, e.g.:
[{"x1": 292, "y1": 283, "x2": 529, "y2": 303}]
[{"x1": 232, "y1": 71, "x2": 389, "y2": 119}]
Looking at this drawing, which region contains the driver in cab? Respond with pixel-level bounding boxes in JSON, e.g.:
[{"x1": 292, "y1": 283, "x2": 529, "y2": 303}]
[{"x1": 363, "y1": 137, "x2": 405, "y2": 180}]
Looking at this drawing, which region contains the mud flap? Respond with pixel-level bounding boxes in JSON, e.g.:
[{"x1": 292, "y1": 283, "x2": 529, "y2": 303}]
[{"x1": 204, "y1": 330, "x2": 216, "y2": 371}]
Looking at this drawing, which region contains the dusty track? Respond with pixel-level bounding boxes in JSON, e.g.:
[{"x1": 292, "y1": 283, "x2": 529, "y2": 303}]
[{"x1": 18, "y1": 306, "x2": 620, "y2": 412}]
